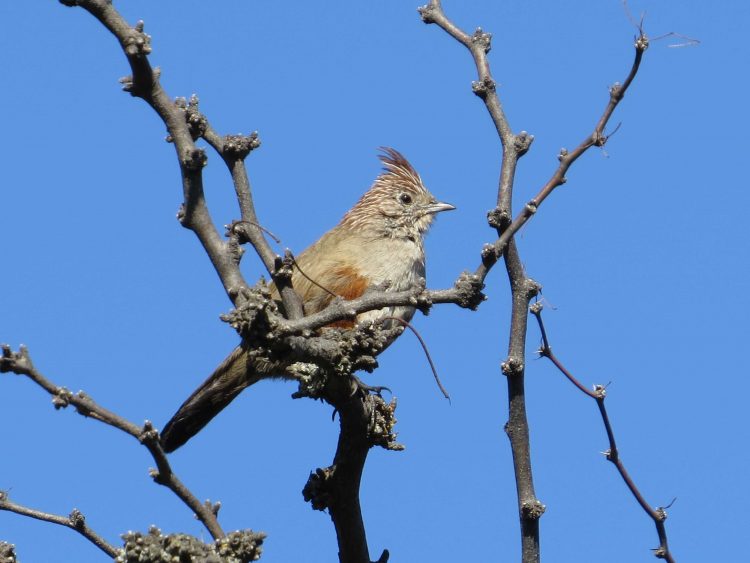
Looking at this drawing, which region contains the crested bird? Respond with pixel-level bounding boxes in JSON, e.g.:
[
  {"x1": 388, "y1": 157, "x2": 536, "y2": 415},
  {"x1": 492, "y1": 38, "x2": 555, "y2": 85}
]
[{"x1": 160, "y1": 148, "x2": 454, "y2": 452}]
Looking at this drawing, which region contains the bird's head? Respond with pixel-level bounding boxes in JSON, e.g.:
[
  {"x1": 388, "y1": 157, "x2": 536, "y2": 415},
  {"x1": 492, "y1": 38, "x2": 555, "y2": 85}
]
[{"x1": 340, "y1": 147, "x2": 455, "y2": 240}]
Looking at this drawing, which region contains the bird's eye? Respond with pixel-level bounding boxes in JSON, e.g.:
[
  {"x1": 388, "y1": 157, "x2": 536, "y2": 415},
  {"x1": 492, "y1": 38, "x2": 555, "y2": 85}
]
[{"x1": 399, "y1": 193, "x2": 413, "y2": 205}]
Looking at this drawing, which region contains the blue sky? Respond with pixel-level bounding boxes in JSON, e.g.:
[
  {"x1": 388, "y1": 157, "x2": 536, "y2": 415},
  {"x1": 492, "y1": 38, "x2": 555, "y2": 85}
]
[{"x1": 1, "y1": 1, "x2": 747, "y2": 562}]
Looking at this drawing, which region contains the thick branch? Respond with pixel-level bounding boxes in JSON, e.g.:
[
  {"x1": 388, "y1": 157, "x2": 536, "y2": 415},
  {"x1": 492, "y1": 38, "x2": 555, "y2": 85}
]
[
  {"x1": 0, "y1": 493, "x2": 118, "y2": 559},
  {"x1": 530, "y1": 305, "x2": 675, "y2": 562},
  {"x1": 501, "y1": 243, "x2": 544, "y2": 561},
  {"x1": 420, "y1": 3, "x2": 544, "y2": 560},
  {"x1": 301, "y1": 376, "x2": 399, "y2": 563},
  {"x1": 325, "y1": 391, "x2": 375, "y2": 563},
  {"x1": 0, "y1": 345, "x2": 225, "y2": 540}
]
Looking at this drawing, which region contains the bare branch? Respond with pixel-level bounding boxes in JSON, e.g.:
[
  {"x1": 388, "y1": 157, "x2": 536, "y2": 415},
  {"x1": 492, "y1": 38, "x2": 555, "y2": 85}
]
[
  {"x1": 420, "y1": 2, "x2": 545, "y2": 559},
  {"x1": 58, "y1": 0, "x2": 303, "y2": 315},
  {"x1": 420, "y1": 3, "x2": 651, "y2": 562},
  {"x1": 302, "y1": 377, "x2": 400, "y2": 563},
  {"x1": 0, "y1": 492, "x2": 119, "y2": 559},
  {"x1": 419, "y1": 4, "x2": 649, "y2": 296},
  {"x1": 0, "y1": 344, "x2": 225, "y2": 540},
  {"x1": 382, "y1": 316, "x2": 450, "y2": 400},
  {"x1": 482, "y1": 31, "x2": 649, "y2": 275},
  {"x1": 187, "y1": 96, "x2": 305, "y2": 319},
  {"x1": 530, "y1": 304, "x2": 676, "y2": 562}
]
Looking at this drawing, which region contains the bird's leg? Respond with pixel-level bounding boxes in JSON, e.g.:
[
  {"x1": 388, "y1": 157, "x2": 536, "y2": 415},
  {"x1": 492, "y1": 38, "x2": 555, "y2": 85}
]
[{"x1": 351, "y1": 375, "x2": 391, "y2": 397}]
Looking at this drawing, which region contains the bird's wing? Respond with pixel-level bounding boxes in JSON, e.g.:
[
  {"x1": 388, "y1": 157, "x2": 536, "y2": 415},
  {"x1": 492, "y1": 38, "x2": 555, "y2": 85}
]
[{"x1": 292, "y1": 262, "x2": 370, "y2": 328}]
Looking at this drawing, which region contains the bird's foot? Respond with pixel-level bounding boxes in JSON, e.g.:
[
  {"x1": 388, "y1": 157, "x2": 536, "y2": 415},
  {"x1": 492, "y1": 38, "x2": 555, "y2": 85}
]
[{"x1": 352, "y1": 375, "x2": 391, "y2": 397}]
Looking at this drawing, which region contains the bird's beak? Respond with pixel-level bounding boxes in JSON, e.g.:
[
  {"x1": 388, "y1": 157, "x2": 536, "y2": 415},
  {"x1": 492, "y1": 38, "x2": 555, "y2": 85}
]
[{"x1": 425, "y1": 201, "x2": 456, "y2": 214}]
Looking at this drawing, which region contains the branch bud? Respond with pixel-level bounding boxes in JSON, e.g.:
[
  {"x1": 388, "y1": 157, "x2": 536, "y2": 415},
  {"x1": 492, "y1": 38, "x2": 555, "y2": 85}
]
[
  {"x1": 472, "y1": 27, "x2": 492, "y2": 54},
  {"x1": 417, "y1": 4, "x2": 437, "y2": 24},
  {"x1": 471, "y1": 76, "x2": 496, "y2": 99}
]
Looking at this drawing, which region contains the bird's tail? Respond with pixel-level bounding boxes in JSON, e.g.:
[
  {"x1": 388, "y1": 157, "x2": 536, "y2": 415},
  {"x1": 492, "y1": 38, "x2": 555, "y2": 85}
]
[{"x1": 160, "y1": 346, "x2": 258, "y2": 453}]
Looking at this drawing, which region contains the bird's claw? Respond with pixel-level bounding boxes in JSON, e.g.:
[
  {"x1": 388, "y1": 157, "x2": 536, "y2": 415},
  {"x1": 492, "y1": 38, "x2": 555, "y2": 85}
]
[{"x1": 352, "y1": 375, "x2": 391, "y2": 397}]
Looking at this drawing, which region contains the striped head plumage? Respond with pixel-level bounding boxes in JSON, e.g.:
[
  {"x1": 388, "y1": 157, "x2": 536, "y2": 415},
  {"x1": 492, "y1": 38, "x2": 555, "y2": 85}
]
[{"x1": 339, "y1": 147, "x2": 455, "y2": 240}]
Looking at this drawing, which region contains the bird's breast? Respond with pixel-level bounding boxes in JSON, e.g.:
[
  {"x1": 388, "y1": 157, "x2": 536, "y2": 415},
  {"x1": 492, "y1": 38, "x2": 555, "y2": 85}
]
[
  {"x1": 354, "y1": 236, "x2": 425, "y2": 290},
  {"x1": 348, "y1": 236, "x2": 424, "y2": 327}
]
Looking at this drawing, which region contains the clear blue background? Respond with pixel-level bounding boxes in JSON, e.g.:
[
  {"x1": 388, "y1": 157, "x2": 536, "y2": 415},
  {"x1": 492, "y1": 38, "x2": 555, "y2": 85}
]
[{"x1": 1, "y1": 1, "x2": 746, "y2": 562}]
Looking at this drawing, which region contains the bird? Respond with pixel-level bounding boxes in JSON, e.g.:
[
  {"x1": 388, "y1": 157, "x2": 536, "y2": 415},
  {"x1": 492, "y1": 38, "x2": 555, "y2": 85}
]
[{"x1": 160, "y1": 148, "x2": 454, "y2": 453}]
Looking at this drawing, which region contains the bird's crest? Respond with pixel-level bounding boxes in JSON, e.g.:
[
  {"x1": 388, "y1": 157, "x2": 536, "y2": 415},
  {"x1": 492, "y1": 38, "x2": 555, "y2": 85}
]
[
  {"x1": 338, "y1": 147, "x2": 433, "y2": 234},
  {"x1": 377, "y1": 147, "x2": 424, "y2": 192}
]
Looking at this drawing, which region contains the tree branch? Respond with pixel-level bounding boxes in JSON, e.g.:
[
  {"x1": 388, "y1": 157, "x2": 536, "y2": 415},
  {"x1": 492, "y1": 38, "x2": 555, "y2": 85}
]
[
  {"x1": 0, "y1": 345, "x2": 226, "y2": 541},
  {"x1": 301, "y1": 376, "x2": 401, "y2": 563},
  {"x1": 59, "y1": 0, "x2": 294, "y2": 313},
  {"x1": 420, "y1": 3, "x2": 650, "y2": 562},
  {"x1": 419, "y1": 2, "x2": 544, "y2": 559},
  {"x1": 0, "y1": 492, "x2": 119, "y2": 559},
  {"x1": 421, "y1": 0, "x2": 649, "y2": 282},
  {"x1": 184, "y1": 95, "x2": 305, "y2": 319},
  {"x1": 488, "y1": 33, "x2": 649, "y2": 267},
  {"x1": 53, "y1": 4, "x2": 451, "y2": 561},
  {"x1": 530, "y1": 304, "x2": 676, "y2": 562}
]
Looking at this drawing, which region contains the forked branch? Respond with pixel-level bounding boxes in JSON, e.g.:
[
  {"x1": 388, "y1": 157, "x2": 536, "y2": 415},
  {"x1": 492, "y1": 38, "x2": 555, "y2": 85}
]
[
  {"x1": 59, "y1": 0, "x2": 307, "y2": 318},
  {"x1": 419, "y1": 2, "x2": 651, "y2": 562},
  {"x1": 0, "y1": 344, "x2": 225, "y2": 541}
]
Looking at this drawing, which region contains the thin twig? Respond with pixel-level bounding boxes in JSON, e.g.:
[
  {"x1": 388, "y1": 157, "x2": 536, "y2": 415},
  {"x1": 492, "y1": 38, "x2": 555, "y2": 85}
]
[
  {"x1": 482, "y1": 31, "x2": 650, "y2": 277},
  {"x1": 652, "y1": 31, "x2": 700, "y2": 48},
  {"x1": 380, "y1": 316, "x2": 450, "y2": 401},
  {"x1": 530, "y1": 304, "x2": 675, "y2": 562},
  {"x1": 200, "y1": 117, "x2": 306, "y2": 319},
  {"x1": 229, "y1": 220, "x2": 282, "y2": 244},
  {"x1": 0, "y1": 344, "x2": 225, "y2": 540},
  {"x1": 420, "y1": 3, "x2": 544, "y2": 560},
  {"x1": 0, "y1": 492, "x2": 119, "y2": 559}
]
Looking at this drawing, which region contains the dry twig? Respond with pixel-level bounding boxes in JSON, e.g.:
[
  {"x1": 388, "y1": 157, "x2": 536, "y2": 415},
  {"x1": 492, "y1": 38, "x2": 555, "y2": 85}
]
[
  {"x1": 530, "y1": 303, "x2": 676, "y2": 562},
  {"x1": 0, "y1": 344, "x2": 225, "y2": 541}
]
